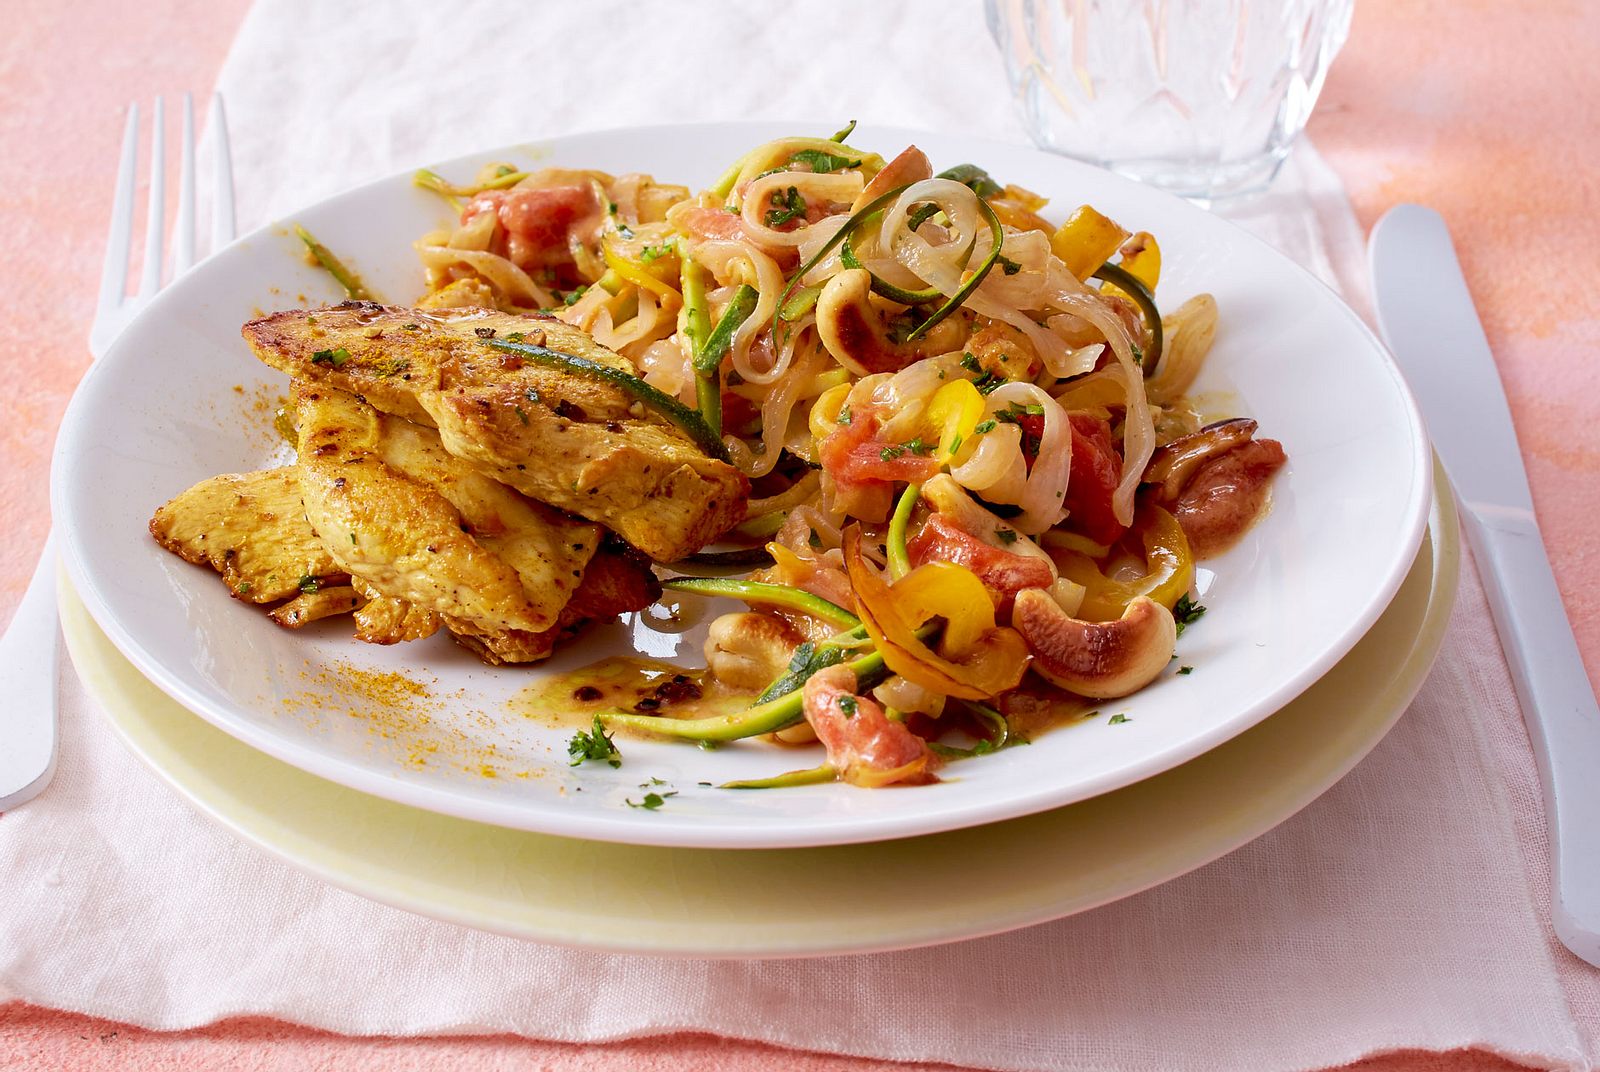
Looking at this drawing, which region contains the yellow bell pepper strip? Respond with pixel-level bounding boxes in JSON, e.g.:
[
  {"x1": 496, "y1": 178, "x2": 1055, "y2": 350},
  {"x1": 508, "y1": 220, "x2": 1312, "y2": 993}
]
[
  {"x1": 293, "y1": 224, "x2": 372, "y2": 301},
  {"x1": 1051, "y1": 205, "x2": 1130, "y2": 281},
  {"x1": 921, "y1": 379, "x2": 985, "y2": 463},
  {"x1": 721, "y1": 763, "x2": 838, "y2": 789},
  {"x1": 483, "y1": 339, "x2": 727, "y2": 461},
  {"x1": 1091, "y1": 261, "x2": 1164, "y2": 374},
  {"x1": 809, "y1": 382, "x2": 854, "y2": 441},
  {"x1": 1050, "y1": 506, "x2": 1194, "y2": 622},
  {"x1": 661, "y1": 577, "x2": 861, "y2": 631},
  {"x1": 1052, "y1": 372, "x2": 1127, "y2": 418},
  {"x1": 844, "y1": 527, "x2": 1030, "y2": 700},
  {"x1": 602, "y1": 239, "x2": 682, "y2": 310},
  {"x1": 1114, "y1": 232, "x2": 1161, "y2": 290}
]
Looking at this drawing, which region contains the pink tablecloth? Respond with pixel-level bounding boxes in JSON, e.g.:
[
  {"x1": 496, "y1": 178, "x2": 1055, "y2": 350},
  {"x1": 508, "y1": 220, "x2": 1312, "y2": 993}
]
[{"x1": 2, "y1": 1, "x2": 1596, "y2": 1068}]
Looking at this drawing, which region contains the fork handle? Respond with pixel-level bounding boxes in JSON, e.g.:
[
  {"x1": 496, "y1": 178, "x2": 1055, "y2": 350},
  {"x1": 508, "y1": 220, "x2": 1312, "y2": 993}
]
[
  {"x1": 0, "y1": 530, "x2": 60, "y2": 810},
  {"x1": 1465, "y1": 503, "x2": 1600, "y2": 966}
]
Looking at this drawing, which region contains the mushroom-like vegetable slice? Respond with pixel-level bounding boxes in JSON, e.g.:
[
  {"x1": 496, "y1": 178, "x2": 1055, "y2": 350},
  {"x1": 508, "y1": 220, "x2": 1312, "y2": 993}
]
[
  {"x1": 815, "y1": 268, "x2": 922, "y2": 375},
  {"x1": 1143, "y1": 418, "x2": 1259, "y2": 504},
  {"x1": 1012, "y1": 591, "x2": 1176, "y2": 699}
]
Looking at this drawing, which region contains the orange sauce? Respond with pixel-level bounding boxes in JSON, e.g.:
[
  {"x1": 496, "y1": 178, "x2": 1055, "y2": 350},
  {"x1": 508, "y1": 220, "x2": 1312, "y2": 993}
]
[{"x1": 510, "y1": 656, "x2": 755, "y2": 735}]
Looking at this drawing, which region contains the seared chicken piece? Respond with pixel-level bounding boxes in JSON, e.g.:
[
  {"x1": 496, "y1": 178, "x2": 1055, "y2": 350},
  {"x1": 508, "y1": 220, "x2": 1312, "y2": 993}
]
[
  {"x1": 350, "y1": 578, "x2": 442, "y2": 645},
  {"x1": 294, "y1": 383, "x2": 599, "y2": 633},
  {"x1": 294, "y1": 383, "x2": 658, "y2": 659},
  {"x1": 150, "y1": 469, "x2": 346, "y2": 601},
  {"x1": 447, "y1": 543, "x2": 661, "y2": 665},
  {"x1": 242, "y1": 301, "x2": 747, "y2": 562}
]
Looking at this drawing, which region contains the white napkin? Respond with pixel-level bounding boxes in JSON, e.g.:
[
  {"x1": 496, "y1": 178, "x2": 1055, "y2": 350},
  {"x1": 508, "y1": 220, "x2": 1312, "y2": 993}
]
[{"x1": 2, "y1": 1, "x2": 1595, "y2": 1068}]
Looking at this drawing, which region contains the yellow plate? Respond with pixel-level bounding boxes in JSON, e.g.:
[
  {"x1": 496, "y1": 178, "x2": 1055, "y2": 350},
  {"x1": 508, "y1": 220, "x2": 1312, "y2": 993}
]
[{"x1": 60, "y1": 472, "x2": 1458, "y2": 958}]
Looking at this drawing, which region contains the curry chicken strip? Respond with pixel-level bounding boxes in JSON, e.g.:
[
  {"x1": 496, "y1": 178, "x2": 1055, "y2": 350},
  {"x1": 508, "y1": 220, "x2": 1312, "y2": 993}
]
[
  {"x1": 243, "y1": 301, "x2": 748, "y2": 562},
  {"x1": 293, "y1": 382, "x2": 659, "y2": 658}
]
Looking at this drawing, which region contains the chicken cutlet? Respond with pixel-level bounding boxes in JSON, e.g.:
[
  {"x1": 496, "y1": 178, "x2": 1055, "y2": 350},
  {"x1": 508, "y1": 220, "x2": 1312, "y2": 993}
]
[
  {"x1": 293, "y1": 382, "x2": 659, "y2": 659},
  {"x1": 242, "y1": 301, "x2": 748, "y2": 562},
  {"x1": 149, "y1": 468, "x2": 347, "y2": 602}
]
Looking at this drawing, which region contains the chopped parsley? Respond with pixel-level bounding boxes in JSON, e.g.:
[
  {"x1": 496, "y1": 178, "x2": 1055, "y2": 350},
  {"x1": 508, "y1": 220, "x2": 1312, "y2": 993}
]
[
  {"x1": 514, "y1": 404, "x2": 529, "y2": 425},
  {"x1": 836, "y1": 405, "x2": 852, "y2": 426},
  {"x1": 764, "y1": 185, "x2": 808, "y2": 228},
  {"x1": 879, "y1": 444, "x2": 906, "y2": 461},
  {"x1": 639, "y1": 244, "x2": 671, "y2": 263},
  {"x1": 789, "y1": 148, "x2": 861, "y2": 174},
  {"x1": 525, "y1": 387, "x2": 542, "y2": 404},
  {"x1": 997, "y1": 253, "x2": 1023, "y2": 275},
  {"x1": 504, "y1": 332, "x2": 525, "y2": 343},
  {"x1": 1177, "y1": 665, "x2": 1195, "y2": 675},
  {"x1": 310, "y1": 347, "x2": 351, "y2": 368},
  {"x1": 626, "y1": 791, "x2": 676, "y2": 810},
  {"x1": 807, "y1": 529, "x2": 823, "y2": 549},
  {"x1": 567, "y1": 715, "x2": 622, "y2": 769},
  {"x1": 995, "y1": 528, "x2": 1018, "y2": 545},
  {"x1": 1130, "y1": 342, "x2": 1145, "y2": 366},
  {"x1": 902, "y1": 436, "x2": 933, "y2": 456},
  {"x1": 974, "y1": 419, "x2": 997, "y2": 435},
  {"x1": 838, "y1": 695, "x2": 858, "y2": 718},
  {"x1": 235, "y1": 581, "x2": 252, "y2": 594},
  {"x1": 556, "y1": 286, "x2": 588, "y2": 306},
  {"x1": 1108, "y1": 713, "x2": 1131, "y2": 725},
  {"x1": 1173, "y1": 595, "x2": 1207, "y2": 636},
  {"x1": 960, "y1": 352, "x2": 980, "y2": 372},
  {"x1": 947, "y1": 433, "x2": 963, "y2": 455},
  {"x1": 297, "y1": 575, "x2": 320, "y2": 594}
]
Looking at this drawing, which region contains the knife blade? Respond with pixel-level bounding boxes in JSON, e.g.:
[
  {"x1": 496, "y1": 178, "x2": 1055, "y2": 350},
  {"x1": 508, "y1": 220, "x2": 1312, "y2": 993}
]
[{"x1": 1371, "y1": 203, "x2": 1600, "y2": 967}]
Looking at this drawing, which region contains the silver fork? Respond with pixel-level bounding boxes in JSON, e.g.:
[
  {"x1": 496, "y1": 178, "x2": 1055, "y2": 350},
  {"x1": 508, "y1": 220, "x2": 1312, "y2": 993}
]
[{"x1": 0, "y1": 93, "x2": 236, "y2": 811}]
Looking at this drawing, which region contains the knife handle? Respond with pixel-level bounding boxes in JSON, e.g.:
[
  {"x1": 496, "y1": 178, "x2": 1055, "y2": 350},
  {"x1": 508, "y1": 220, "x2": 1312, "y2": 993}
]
[{"x1": 1463, "y1": 501, "x2": 1600, "y2": 966}]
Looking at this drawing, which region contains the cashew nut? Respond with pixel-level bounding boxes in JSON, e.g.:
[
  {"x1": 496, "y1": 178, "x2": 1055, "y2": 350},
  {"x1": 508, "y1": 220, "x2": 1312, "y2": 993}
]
[
  {"x1": 704, "y1": 611, "x2": 804, "y2": 692},
  {"x1": 1012, "y1": 590, "x2": 1176, "y2": 699}
]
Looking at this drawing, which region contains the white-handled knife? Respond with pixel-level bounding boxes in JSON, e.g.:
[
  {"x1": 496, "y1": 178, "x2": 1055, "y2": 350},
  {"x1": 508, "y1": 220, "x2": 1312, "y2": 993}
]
[{"x1": 1371, "y1": 204, "x2": 1600, "y2": 967}]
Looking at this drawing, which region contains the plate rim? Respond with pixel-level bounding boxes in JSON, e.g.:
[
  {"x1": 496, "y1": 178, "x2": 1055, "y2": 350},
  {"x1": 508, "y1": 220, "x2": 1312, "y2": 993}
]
[
  {"x1": 58, "y1": 463, "x2": 1459, "y2": 957},
  {"x1": 51, "y1": 120, "x2": 1435, "y2": 849}
]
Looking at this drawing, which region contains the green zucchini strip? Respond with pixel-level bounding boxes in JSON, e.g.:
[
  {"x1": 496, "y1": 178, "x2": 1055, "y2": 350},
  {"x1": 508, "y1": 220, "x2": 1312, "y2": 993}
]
[
  {"x1": 293, "y1": 224, "x2": 372, "y2": 301},
  {"x1": 770, "y1": 182, "x2": 915, "y2": 342},
  {"x1": 693, "y1": 283, "x2": 758, "y2": 438},
  {"x1": 903, "y1": 196, "x2": 1003, "y2": 342},
  {"x1": 1091, "y1": 261, "x2": 1164, "y2": 375},
  {"x1": 929, "y1": 700, "x2": 1011, "y2": 759},
  {"x1": 886, "y1": 483, "x2": 921, "y2": 581},
  {"x1": 721, "y1": 764, "x2": 838, "y2": 789},
  {"x1": 662, "y1": 578, "x2": 860, "y2": 630},
  {"x1": 481, "y1": 339, "x2": 729, "y2": 461},
  {"x1": 602, "y1": 646, "x2": 894, "y2": 742},
  {"x1": 841, "y1": 234, "x2": 942, "y2": 306}
]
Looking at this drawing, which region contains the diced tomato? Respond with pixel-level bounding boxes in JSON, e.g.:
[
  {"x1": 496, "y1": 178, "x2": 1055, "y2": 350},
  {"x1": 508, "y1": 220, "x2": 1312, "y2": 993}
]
[
  {"x1": 907, "y1": 512, "x2": 1055, "y2": 605},
  {"x1": 475, "y1": 184, "x2": 598, "y2": 270},
  {"x1": 818, "y1": 408, "x2": 940, "y2": 504},
  {"x1": 1064, "y1": 414, "x2": 1124, "y2": 545},
  {"x1": 802, "y1": 665, "x2": 934, "y2": 787}
]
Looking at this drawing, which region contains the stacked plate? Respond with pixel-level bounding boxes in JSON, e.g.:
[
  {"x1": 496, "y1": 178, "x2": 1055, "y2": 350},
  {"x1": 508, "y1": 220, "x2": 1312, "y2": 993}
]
[{"x1": 51, "y1": 124, "x2": 1451, "y2": 957}]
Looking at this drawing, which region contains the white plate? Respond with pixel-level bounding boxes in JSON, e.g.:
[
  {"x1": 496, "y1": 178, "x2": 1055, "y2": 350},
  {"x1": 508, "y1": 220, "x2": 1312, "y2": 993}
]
[
  {"x1": 52, "y1": 122, "x2": 1431, "y2": 849},
  {"x1": 58, "y1": 471, "x2": 1457, "y2": 956}
]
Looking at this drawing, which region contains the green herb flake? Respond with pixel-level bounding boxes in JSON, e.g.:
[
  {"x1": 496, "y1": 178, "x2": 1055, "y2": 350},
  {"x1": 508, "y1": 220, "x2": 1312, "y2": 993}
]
[
  {"x1": 995, "y1": 528, "x2": 1018, "y2": 545},
  {"x1": 879, "y1": 444, "x2": 906, "y2": 461},
  {"x1": 514, "y1": 405, "x2": 529, "y2": 425},
  {"x1": 526, "y1": 387, "x2": 542, "y2": 404},
  {"x1": 236, "y1": 581, "x2": 252, "y2": 594},
  {"x1": 1173, "y1": 595, "x2": 1208, "y2": 636},
  {"x1": 974, "y1": 419, "x2": 997, "y2": 434},
  {"x1": 764, "y1": 186, "x2": 807, "y2": 228},
  {"x1": 838, "y1": 695, "x2": 858, "y2": 718},
  {"x1": 504, "y1": 331, "x2": 526, "y2": 343},
  {"x1": 960, "y1": 352, "x2": 980, "y2": 372},
  {"x1": 1131, "y1": 342, "x2": 1145, "y2": 366},
  {"x1": 1108, "y1": 713, "x2": 1131, "y2": 725},
  {"x1": 297, "y1": 575, "x2": 320, "y2": 594},
  {"x1": 948, "y1": 433, "x2": 963, "y2": 455},
  {"x1": 808, "y1": 529, "x2": 823, "y2": 549},
  {"x1": 639, "y1": 244, "x2": 670, "y2": 263},
  {"x1": 790, "y1": 148, "x2": 862, "y2": 174},
  {"x1": 310, "y1": 347, "x2": 351, "y2": 368},
  {"x1": 568, "y1": 715, "x2": 622, "y2": 769},
  {"x1": 626, "y1": 791, "x2": 677, "y2": 810},
  {"x1": 998, "y1": 253, "x2": 1023, "y2": 275},
  {"x1": 561, "y1": 286, "x2": 588, "y2": 307},
  {"x1": 1177, "y1": 665, "x2": 1195, "y2": 675},
  {"x1": 836, "y1": 405, "x2": 852, "y2": 426}
]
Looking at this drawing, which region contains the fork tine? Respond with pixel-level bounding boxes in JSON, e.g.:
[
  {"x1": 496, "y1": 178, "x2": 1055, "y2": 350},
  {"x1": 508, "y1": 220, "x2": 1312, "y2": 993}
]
[
  {"x1": 135, "y1": 96, "x2": 165, "y2": 301},
  {"x1": 173, "y1": 93, "x2": 197, "y2": 275},
  {"x1": 210, "y1": 93, "x2": 236, "y2": 247},
  {"x1": 95, "y1": 103, "x2": 139, "y2": 318}
]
